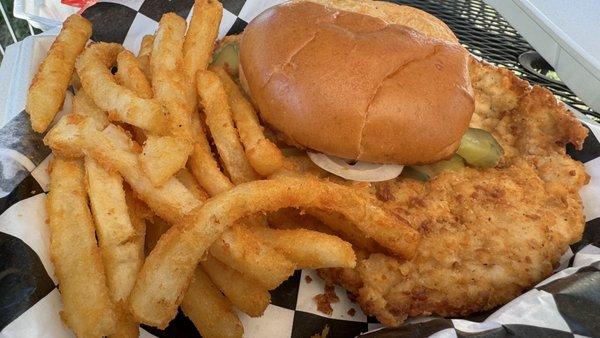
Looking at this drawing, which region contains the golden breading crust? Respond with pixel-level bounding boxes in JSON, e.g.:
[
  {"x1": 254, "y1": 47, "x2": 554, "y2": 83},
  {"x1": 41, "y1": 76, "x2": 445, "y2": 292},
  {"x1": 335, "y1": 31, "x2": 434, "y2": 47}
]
[{"x1": 316, "y1": 59, "x2": 590, "y2": 326}]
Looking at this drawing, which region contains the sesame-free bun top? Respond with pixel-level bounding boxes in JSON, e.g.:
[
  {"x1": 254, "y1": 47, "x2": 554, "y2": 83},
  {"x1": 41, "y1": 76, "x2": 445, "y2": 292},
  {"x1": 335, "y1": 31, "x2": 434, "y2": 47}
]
[{"x1": 239, "y1": 0, "x2": 474, "y2": 164}]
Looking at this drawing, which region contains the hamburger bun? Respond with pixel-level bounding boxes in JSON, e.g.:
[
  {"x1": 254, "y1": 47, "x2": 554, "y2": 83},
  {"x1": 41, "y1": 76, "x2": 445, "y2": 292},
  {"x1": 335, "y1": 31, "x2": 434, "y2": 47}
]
[
  {"x1": 295, "y1": 0, "x2": 459, "y2": 44},
  {"x1": 239, "y1": 0, "x2": 474, "y2": 164}
]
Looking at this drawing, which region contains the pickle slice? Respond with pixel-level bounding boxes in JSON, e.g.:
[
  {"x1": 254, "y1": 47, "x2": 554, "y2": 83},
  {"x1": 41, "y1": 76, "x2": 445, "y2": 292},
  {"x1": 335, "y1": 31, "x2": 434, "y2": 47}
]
[
  {"x1": 457, "y1": 128, "x2": 504, "y2": 168},
  {"x1": 402, "y1": 155, "x2": 465, "y2": 181},
  {"x1": 401, "y1": 128, "x2": 501, "y2": 182},
  {"x1": 401, "y1": 166, "x2": 432, "y2": 181},
  {"x1": 429, "y1": 154, "x2": 466, "y2": 173},
  {"x1": 211, "y1": 41, "x2": 239, "y2": 75}
]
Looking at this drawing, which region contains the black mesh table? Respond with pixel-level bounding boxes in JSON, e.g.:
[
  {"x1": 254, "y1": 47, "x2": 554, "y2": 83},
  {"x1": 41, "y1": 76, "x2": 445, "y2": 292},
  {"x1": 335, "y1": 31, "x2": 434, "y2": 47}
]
[{"x1": 393, "y1": 0, "x2": 599, "y2": 120}]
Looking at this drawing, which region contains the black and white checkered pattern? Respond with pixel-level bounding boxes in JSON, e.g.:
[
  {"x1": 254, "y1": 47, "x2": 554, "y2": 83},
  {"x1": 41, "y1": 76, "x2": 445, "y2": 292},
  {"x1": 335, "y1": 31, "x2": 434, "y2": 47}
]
[
  {"x1": 0, "y1": 1, "x2": 599, "y2": 337},
  {"x1": 79, "y1": 0, "x2": 253, "y2": 55}
]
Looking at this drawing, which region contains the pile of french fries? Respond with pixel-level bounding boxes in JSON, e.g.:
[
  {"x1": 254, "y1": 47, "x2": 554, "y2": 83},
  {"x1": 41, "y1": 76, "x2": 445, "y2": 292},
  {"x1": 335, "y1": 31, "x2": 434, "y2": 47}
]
[{"x1": 28, "y1": 1, "x2": 420, "y2": 337}]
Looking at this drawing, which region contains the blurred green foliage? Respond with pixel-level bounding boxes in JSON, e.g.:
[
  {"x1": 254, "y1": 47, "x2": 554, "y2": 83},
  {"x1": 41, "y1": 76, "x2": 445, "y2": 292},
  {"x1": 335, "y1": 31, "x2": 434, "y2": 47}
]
[{"x1": 0, "y1": 0, "x2": 41, "y2": 62}]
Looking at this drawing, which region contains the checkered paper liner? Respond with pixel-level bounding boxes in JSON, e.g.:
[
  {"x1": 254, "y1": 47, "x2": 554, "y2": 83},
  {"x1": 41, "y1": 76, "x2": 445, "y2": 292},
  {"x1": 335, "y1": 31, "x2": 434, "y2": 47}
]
[{"x1": 0, "y1": 1, "x2": 599, "y2": 337}]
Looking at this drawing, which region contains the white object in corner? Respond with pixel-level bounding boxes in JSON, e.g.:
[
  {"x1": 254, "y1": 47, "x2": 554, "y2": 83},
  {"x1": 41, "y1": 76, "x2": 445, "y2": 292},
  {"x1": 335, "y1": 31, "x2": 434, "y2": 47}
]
[
  {"x1": 485, "y1": 0, "x2": 600, "y2": 112},
  {"x1": 0, "y1": 33, "x2": 58, "y2": 127},
  {"x1": 13, "y1": 0, "x2": 78, "y2": 31}
]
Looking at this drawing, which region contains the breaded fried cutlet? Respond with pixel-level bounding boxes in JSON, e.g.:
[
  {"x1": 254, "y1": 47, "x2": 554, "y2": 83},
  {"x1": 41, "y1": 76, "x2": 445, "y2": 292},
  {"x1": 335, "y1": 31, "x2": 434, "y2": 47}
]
[{"x1": 281, "y1": 59, "x2": 590, "y2": 326}]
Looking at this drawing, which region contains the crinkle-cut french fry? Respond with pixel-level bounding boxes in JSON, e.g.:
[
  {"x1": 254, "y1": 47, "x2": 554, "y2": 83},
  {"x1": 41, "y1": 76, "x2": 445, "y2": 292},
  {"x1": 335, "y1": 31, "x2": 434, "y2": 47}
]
[
  {"x1": 129, "y1": 177, "x2": 419, "y2": 327},
  {"x1": 268, "y1": 208, "x2": 382, "y2": 253},
  {"x1": 151, "y1": 13, "x2": 196, "y2": 139},
  {"x1": 85, "y1": 155, "x2": 146, "y2": 338},
  {"x1": 248, "y1": 226, "x2": 356, "y2": 269},
  {"x1": 137, "y1": 35, "x2": 154, "y2": 81},
  {"x1": 116, "y1": 50, "x2": 153, "y2": 99},
  {"x1": 89, "y1": 125, "x2": 200, "y2": 223},
  {"x1": 125, "y1": 188, "x2": 155, "y2": 222},
  {"x1": 176, "y1": 167, "x2": 286, "y2": 290},
  {"x1": 47, "y1": 157, "x2": 117, "y2": 337},
  {"x1": 136, "y1": 206, "x2": 245, "y2": 338},
  {"x1": 73, "y1": 90, "x2": 109, "y2": 126},
  {"x1": 197, "y1": 70, "x2": 259, "y2": 184},
  {"x1": 309, "y1": 209, "x2": 384, "y2": 253},
  {"x1": 201, "y1": 255, "x2": 270, "y2": 317},
  {"x1": 76, "y1": 42, "x2": 168, "y2": 134},
  {"x1": 126, "y1": 197, "x2": 148, "y2": 265},
  {"x1": 45, "y1": 118, "x2": 200, "y2": 224},
  {"x1": 140, "y1": 135, "x2": 193, "y2": 187},
  {"x1": 51, "y1": 118, "x2": 410, "y2": 329},
  {"x1": 272, "y1": 155, "x2": 336, "y2": 183},
  {"x1": 27, "y1": 14, "x2": 91, "y2": 132},
  {"x1": 212, "y1": 66, "x2": 283, "y2": 177},
  {"x1": 44, "y1": 91, "x2": 108, "y2": 158},
  {"x1": 177, "y1": 161, "x2": 291, "y2": 291},
  {"x1": 183, "y1": 0, "x2": 223, "y2": 80},
  {"x1": 188, "y1": 113, "x2": 235, "y2": 196},
  {"x1": 109, "y1": 191, "x2": 147, "y2": 338},
  {"x1": 111, "y1": 300, "x2": 139, "y2": 338},
  {"x1": 109, "y1": 52, "x2": 149, "y2": 148},
  {"x1": 86, "y1": 156, "x2": 145, "y2": 338},
  {"x1": 44, "y1": 116, "x2": 91, "y2": 158},
  {"x1": 175, "y1": 169, "x2": 210, "y2": 202},
  {"x1": 267, "y1": 208, "x2": 332, "y2": 232},
  {"x1": 182, "y1": 268, "x2": 244, "y2": 338},
  {"x1": 143, "y1": 14, "x2": 195, "y2": 186},
  {"x1": 137, "y1": 203, "x2": 243, "y2": 338},
  {"x1": 85, "y1": 157, "x2": 136, "y2": 248},
  {"x1": 269, "y1": 160, "x2": 386, "y2": 247},
  {"x1": 209, "y1": 224, "x2": 296, "y2": 289}
]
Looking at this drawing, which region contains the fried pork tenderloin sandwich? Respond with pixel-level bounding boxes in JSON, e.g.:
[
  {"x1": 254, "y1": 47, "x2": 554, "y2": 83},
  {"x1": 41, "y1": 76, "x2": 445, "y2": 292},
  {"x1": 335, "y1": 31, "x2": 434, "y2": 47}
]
[
  {"x1": 235, "y1": 0, "x2": 507, "y2": 182},
  {"x1": 212, "y1": 0, "x2": 590, "y2": 327}
]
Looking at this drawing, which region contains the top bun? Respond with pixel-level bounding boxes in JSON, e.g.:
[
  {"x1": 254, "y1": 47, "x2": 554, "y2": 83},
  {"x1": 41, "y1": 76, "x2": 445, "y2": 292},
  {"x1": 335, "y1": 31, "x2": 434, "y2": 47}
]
[
  {"x1": 297, "y1": 0, "x2": 459, "y2": 43},
  {"x1": 239, "y1": 0, "x2": 474, "y2": 164}
]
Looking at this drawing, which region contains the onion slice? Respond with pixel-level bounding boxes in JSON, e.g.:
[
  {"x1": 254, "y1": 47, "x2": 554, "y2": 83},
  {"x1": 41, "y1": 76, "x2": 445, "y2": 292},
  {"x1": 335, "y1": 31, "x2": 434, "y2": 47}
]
[{"x1": 307, "y1": 151, "x2": 403, "y2": 182}]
